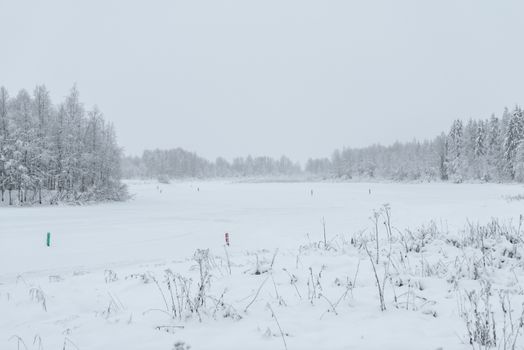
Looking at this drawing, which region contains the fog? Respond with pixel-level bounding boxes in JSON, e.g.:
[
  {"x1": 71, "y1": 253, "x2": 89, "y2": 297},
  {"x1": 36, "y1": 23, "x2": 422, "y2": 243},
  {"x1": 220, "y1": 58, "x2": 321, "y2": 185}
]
[{"x1": 1, "y1": 0, "x2": 523, "y2": 162}]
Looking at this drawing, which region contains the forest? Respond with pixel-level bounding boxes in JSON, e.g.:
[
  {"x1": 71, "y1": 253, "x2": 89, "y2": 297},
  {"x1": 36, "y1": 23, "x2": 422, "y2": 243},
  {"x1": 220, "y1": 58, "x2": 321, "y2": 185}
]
[
  {"x1": 125, "y1": 107, "x2": 524, "y2": 183},
  {"x1": 0, "y1": 85, "x2": 125, "y2": 205},
  {"x1": 307, "y1": 107, "x2": 524, "y2": 182},
  {"x1": 3, "y1": 84, "x2": 523, "y2": 207},
  {"x1": 123, "y1": 149, "x2": 302, "y2": 179}
]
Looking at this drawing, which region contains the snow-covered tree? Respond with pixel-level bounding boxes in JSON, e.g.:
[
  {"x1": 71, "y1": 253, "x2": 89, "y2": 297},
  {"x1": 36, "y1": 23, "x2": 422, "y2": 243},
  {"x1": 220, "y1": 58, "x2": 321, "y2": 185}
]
[
  {"x1": 447, "y1": 119, "x2": 464, "y2": 181},
  {"x1": 0, "y1": 85, "x2": 125, "y2": 205},
  {"x1": 515, "y1": 142, "x2": 524, "y2": 182},
  {"x1": 503, "y1": 107, "x2": 524, "y2": 179}
]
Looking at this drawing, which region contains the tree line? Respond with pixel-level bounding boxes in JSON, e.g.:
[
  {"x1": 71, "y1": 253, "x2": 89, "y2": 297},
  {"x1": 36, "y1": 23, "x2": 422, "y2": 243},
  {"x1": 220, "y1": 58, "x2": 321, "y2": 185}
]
[
  {"x1": 123, "y1": 149, "x2": 302, "y2": 179},
  {"x1": 0, "y1": 85, "x2": 125, "y2": 205},
  {"x1": 125, "y1": 106, "x2": 524, "y2": 183},
  {"x1": 7, "y1": 86, "x2": 522, "y2": 206},
  {"x1": 307, "y1": 107, "x2": 524, "y2": 182}
]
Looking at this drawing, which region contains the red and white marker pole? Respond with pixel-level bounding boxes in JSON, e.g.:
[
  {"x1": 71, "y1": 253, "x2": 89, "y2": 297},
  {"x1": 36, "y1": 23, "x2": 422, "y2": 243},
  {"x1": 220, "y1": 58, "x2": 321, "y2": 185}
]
[{"x1": 224, "y1": 232, "x2": 230, "y2": 246}]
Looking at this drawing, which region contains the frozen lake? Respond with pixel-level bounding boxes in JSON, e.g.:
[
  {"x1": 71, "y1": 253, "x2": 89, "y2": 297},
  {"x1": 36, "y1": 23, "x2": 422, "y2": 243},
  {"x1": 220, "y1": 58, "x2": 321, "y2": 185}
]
[{"x1": 1, "y1": 180, "x2": 523, "y2": 279}]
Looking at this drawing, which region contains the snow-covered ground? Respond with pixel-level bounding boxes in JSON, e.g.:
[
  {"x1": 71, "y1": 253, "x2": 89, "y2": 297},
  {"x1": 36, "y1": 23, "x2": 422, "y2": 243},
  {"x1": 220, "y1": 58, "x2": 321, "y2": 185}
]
[{"x1": 1, "y1": 181, "x2": 524, "y2": 349}]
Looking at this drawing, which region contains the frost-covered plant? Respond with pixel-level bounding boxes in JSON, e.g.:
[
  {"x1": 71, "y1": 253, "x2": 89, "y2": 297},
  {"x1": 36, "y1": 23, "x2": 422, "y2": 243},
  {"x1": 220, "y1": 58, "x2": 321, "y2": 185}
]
[
  {"x1": 306, "y1": 266, "x2": 326, "y2": 305},
  {"x1": 193, "y1": 249, "x2": 212, "y2": 312},
  {"x1": 29, "y1": 287, "x2": 47, "y2": 312},
  {"x1": 173, "y1": 341, "x2": 191, "y2": 350},
  {"x1": 267, "y1": 303, "x2": 289, "y2": 350},
  {"x1": 460, "y1": 281, "x2": 497, "y2": 349},
  {"x1": 364, "y1": 242, "x2": 388, "y2": 312},
  {"x1": 505, "y1": 194, "x2": 524, "y2": 202},
  {"x1": 461, "y1": 219, "x2": 521, "y2": 249},
  {"x1": 99, "y1": 293, "x2": 124, "y2": 319},
  {"x1": 282, "y1": 268, "x2": 302, "y2": 299},
  {"x1": 370, "y1": 209, "x2": 381, "y2": 264},
  {"x1": 498, "y1": 291, "x2": 524, "y2": 350},
  {"x1": 32, "y1": 335, "x2": 44, "y2": 350},
  {"x1": 147, "y1": 250, "x2": 219, "y2": 323},
  {"x1": 400, "y1": 221, "x2": 441, "y2": 254},
  {"x1": 460, "y1": 281, "x2": 524, "y2": 350},
  {"x1": 8, "y1": 335, "x2": 28, "y2": 350}
]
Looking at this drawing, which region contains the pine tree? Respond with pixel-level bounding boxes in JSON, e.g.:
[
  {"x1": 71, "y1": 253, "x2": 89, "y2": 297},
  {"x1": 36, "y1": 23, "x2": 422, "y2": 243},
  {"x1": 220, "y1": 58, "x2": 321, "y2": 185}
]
[
  {"x1": 503, "y1": 107, "x2": 524, "y2": 179},
  {"x1": 486, "y1": 115, "x2": 503, "y2": 181},
  {"x1": 515, "y1": 142, "x2": 524, "y2": 182},
  {"x1": 447, "y1": 119, "x2": 464, "y2": 181},
  {"x1": 473, "y1": 120, "x2": 488, "y2": 179},
  {"x1": 0, "y1": 87, "x2": 9, "y2": 201}
]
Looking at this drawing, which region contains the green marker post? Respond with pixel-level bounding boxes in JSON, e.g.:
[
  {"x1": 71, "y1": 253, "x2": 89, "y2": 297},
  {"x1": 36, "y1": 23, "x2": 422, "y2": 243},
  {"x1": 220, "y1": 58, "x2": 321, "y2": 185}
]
[{"x1": 46, "y1": 232, "x2": 51, "y2": 247}]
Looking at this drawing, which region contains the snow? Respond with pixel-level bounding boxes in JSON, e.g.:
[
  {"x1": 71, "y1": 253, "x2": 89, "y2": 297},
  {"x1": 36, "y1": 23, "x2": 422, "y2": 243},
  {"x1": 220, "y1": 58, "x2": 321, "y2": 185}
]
[{"x1": 1, "y1": 181, "x2": 524, "y2": 349}]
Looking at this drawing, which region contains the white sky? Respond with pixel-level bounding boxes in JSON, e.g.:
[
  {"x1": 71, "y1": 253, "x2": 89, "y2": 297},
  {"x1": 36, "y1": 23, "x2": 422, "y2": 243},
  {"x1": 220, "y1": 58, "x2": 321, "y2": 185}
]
[{"x1": 1, "y1": 0, "x2": 523, "y2": 162}]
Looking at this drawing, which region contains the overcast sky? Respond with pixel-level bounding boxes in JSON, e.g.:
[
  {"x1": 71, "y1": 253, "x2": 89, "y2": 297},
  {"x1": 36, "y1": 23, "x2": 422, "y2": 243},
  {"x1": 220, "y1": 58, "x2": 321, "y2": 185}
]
[{"x1": 1, "y1": 0, "x2": 523, "y2": 162}]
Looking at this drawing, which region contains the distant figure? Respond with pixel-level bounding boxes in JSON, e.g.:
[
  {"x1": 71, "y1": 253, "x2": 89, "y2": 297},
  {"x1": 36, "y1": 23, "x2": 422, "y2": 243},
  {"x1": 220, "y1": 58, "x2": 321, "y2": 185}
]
[
  {"x1": 310, "y1": 189, "x2": 314, "y2": 196},
  {"x1": 197, "y1": 187, "x2": 200, "y2": 192},
  {"x1": 369, "y1": 189, "x2": 371, "y2": 194}
]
